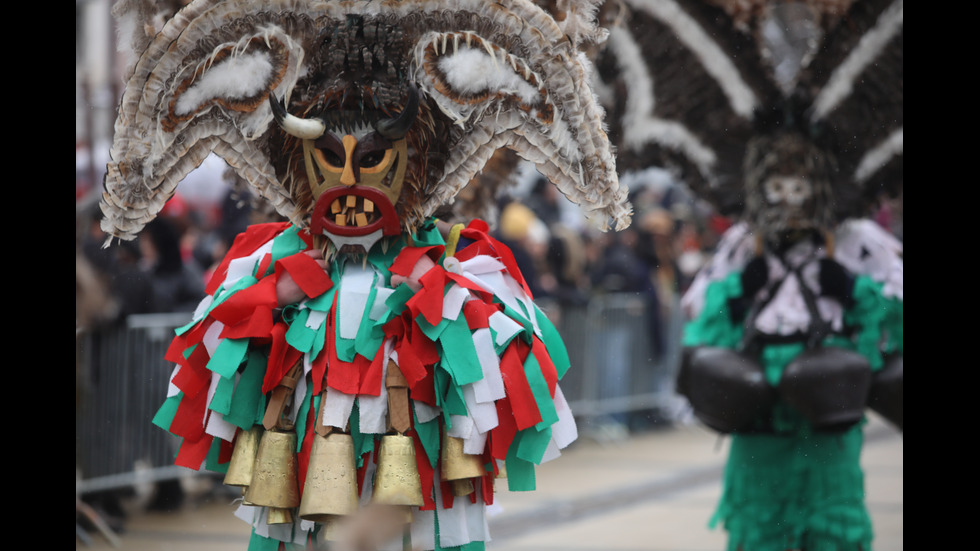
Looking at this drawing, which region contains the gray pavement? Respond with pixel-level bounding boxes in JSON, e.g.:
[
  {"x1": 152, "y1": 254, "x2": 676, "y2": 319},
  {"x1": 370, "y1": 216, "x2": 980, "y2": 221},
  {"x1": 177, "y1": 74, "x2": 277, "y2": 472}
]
[{"x1": 77, "y1": 413, "x2": 902, "y2": 551}]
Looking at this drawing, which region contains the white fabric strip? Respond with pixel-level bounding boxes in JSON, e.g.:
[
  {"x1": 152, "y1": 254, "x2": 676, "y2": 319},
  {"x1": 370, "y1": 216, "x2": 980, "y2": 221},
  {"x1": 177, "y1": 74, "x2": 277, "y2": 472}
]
[
  {"x1": 550, "y1": 386, "x2": 579, "y2": 450},
  {"x1": 337, "y1": 265, "x2": 376, "y2": 340},
  {"x1": 442, "y1": 284, "x2": 470, "y2": 321},
  {"x1": 322, "y1": 387, "x2": 356, "y2": 430},
  {"x1": 204, "y1": 372, "x2": 237, "y2": 442},
  {"x1": 202, "y1": 320, "x2": 225, "y2": 357},
  {"x1": 434, "y1": 472, "x2": 490, "y2": 547},
  {"x1": 462, "y1": 383, "x2": 499, "y2": 436},
  {"x1": 470, "y1": 327, "x2": 506, "y2": 403}
]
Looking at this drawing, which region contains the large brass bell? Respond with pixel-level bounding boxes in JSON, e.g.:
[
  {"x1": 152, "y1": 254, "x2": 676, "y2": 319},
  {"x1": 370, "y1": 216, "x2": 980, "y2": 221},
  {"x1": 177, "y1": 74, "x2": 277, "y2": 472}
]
[
  {"x1": 243, "y1": 429, "x2": 301, "y2": 511},
  {"x1": 224, "y1": 425, "x2": 263, "y2": 492},
  {"x1": 299, "y1": 433, "x2": 360, "y2": 524},
  {"x1": 440, "y1": 430, "x2": 486, "y2": 496},
  {"x1": 372, "y1": 434, "x2": 424, "y2": 508}
]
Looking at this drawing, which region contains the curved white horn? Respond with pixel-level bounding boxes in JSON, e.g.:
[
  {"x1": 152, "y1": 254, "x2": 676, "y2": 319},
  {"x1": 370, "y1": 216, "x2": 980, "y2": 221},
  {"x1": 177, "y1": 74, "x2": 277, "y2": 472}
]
[{"x1": 269, "y1": 94, "x2": 326, "y2": 139}]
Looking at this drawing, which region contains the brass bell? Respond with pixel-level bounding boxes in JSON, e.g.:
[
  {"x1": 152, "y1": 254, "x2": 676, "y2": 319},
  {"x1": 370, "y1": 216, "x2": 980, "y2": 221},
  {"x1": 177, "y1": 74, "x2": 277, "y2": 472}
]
[
  {"x1": 224, "y1": 425, "x2": 263, "y2": 490},
  {"x1": 243, "y1": 430, "x2": 301, "y2": 509},
  {"x1": 371, "y1": 434, "x2": 424, "y2": 507},
  {"x1": 440, "y1": 432, "x2": 486, "y2": 481},
  {"x1": 266, "y1": 507, "x2": 294, "y2": 525},
  {"x1": 299, "y1": 433, "x2": 360, "y2": 523}
]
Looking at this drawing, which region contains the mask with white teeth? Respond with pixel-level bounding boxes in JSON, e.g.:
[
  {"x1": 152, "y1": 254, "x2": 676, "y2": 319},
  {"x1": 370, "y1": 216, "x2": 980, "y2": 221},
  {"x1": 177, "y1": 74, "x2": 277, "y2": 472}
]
[{"x1": 270, "y1": 88, "x2": 419, "y2": 254}]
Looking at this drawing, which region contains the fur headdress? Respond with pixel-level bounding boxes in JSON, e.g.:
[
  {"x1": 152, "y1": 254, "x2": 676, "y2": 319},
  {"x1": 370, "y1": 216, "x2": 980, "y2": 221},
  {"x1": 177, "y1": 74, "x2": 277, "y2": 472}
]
[
  {"x1": 100, "y1": 0, "x2": 632, "y2": 243},
  {"x1": 593, "y1": 0, "x2": 902, "y2": 233}
]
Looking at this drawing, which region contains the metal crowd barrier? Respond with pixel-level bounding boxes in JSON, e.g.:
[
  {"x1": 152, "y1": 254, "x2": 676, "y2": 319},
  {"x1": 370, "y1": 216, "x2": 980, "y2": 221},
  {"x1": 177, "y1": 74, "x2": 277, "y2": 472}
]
[{"x1": 75, "y1": 294, "x2": 686, "y2": 496}]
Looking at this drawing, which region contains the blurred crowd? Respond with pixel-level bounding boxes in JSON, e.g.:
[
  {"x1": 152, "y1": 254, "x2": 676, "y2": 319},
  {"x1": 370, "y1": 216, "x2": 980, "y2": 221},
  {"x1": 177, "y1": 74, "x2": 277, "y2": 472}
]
[
  {"x1": 76, "y1": 152, "x2": 903, "y2": 356},
  {"x1": 75, "y1": 159, "x2": 730, "y2": 347}
]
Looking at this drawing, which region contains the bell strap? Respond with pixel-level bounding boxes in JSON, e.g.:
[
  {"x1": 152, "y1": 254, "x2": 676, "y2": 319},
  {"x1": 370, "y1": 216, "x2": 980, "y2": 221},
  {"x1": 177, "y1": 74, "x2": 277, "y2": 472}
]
[
  {"x1": 263, "y1": 359, "x2": 305, "y2": 431},
  {"x1": 386, "y1": 360, "x2": 412, "y2": 434}
]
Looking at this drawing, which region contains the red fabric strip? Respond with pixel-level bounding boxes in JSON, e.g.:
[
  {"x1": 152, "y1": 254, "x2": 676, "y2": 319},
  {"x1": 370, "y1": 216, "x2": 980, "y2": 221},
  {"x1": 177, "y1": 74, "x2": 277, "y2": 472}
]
[
  {"x1": 169, "y1": 385, "x2": 209, "y2": 440},
  {"x1": 175, "y1": 434, "x2": 213, "y2": 469},
  {"x1": 414, "y1": 433, "x2": 437, "y2": 510},
  {"x1": 490, "y1": 397, "x2": 517, "y2": 461},
  {"x1": 172, "y1": 345, "x2": 211, "y2": 399},
  {"x1": 255, "y1": 253, "x2": 273, "y2": 280},
  {"x1": 463, "y1": 301, "x2": 491, "y2": 330},
  {"x1": 389, "y1": 245, "x2": 444, "y2": 277},
  {"x1": 218, "y1": 437, "x2": 234, "y2": 465},
  {"x1": 355, "y1": 343, "x2": 385, "y2": 396},
  {"x1": 393, "y1": 338, "x2": 427, "y2": 389},
  {"x1": 409, "y1": 268, "x2": 446, "y2": 326},
  {"x1": 531, "y1": 336, "x2": 558, "y2": 396},
  {"x1": 263, "y1": 322, "x2": 302, "y2": 394},
  {"x1": 439, "y1": 478, "x2": 455, "y2": 510},
  {"x1": 357, "y1": 353, "x2": 381, "y2": 396},
  {"x1": 165, "y1": 332, "x2": 191, "y2": 365},
  {"x1": 206, "y1": 222, "x2": 292, "y2": 295},
  {"x1": 210, "y1": 276, "x2": 277, "y2": 335},
  {"x1": 275, "y1": 252, "x2": 333, "y2": 299},
  {"x1": 481, "y1": 473, "x2": 494, "y2": 505},
  {"x1": 498, "y1": 343, "x2": 542, "y2": 430},
  {"x1": 325, "y1": 304, "x2": 359, "y2": 394},
  {"x1": 410, "y1": 318, "x2": 441, "y2": 365}
]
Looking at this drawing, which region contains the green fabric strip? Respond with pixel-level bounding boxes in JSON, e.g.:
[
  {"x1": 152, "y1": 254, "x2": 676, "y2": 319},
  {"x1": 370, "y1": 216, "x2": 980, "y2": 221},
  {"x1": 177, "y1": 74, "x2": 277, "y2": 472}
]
[
  {"x1": 385, "y1": 283, "x2": 414, "y2": 315},
  {"x1": 516, "y1": 425, "x2": 552, "y2": 465},
  {"x1": 209, "y1": 372, "x2": 236, "y2": 416},
  {"x1": 284, "y1": 308, "x2": 316, "y2": 353},
  {"x1": 203, "y1": 436, "x2": 228, "y2": 473},
  {"x1": 348, "y1": 405, "x2": 376, "y2": 468},
  {"x1": 269, "y1": 226, "x2": 307, "y2": 272},
  {"x1": 294, "y1": 383, "x2": 314, "y2": 453},
  {"x1": 436, "y1": 366, "x2": 468, "y2": 418},
  {"x1": 499, "y1": 303, "x2": 533, "y2": 341},
  {"x1": 439, "y1": 317, "x2": 483, "y2": 385},
  {"x1": 418, "y1": 315, "x2": 450, "y2": 342},
  {"x1": 305, "y1": 286, "x2": 336, "y2": 313},
  {"x1": 534, "y1": 306, "x2": 570, "y2": 379},
  {"x1": 248, "y1": 529, "x2": 283, "y2": 551},
  {"x1": 152, "y1": 394, "x2": 182, "y2": 432},
  {"x1": 225, "y1": 350, "x2": 267, "y2": 429},
  {"x1": 208, "y1": 337, "x2": 249, "y2": 379},
  {"x1": 522, "y1": 353, "x2": 559, "y2": 429},
  {"x1": 414, "y1": 412, "x2": 440, "y2": 468},
  {"x1": 503, "y1": 442, "x2": 536, "y2": 491},
  {"x1": 354, "y1": 283, "x2": 385, "y2": 359}
]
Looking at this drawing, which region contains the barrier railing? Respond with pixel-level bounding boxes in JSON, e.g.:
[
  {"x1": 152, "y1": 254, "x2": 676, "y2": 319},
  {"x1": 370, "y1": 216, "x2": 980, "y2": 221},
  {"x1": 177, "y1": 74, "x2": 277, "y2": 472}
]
[{"x1": 75, "y1": 293, "x2": 685, "y2": 496}]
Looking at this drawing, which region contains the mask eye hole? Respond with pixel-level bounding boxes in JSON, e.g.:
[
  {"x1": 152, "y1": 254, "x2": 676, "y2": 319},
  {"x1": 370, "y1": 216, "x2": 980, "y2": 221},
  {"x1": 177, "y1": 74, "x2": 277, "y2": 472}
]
[
  {"x1": 314, "y1": 134, "x2": 346, "y2": 169},
  {"x1": 360, "y1": 150, "x2": 386, "y2": 168},
  {"x1": 319, "y1": 149, "x2": 343, "y2": 167}
]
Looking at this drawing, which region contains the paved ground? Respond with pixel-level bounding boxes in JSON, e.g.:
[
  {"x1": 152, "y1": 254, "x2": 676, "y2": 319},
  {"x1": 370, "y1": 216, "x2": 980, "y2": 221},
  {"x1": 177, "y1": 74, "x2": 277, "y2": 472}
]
[{"x1": 77, "y1": 413, "x2": 903, "y2": 551}]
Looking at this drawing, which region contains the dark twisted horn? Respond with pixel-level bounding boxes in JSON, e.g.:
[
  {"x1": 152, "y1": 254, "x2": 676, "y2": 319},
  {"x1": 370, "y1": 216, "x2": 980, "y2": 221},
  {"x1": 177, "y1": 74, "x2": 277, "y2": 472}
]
[{"x1": 375, "y1": 86, "x2": 420, "y2": 140}]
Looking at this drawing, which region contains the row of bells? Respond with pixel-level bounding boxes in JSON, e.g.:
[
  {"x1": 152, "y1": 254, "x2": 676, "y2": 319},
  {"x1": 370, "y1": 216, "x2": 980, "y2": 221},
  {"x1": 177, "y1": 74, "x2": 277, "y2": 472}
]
[{"x1": 223, "y1": 426, "x2": 491, "y2": 530}]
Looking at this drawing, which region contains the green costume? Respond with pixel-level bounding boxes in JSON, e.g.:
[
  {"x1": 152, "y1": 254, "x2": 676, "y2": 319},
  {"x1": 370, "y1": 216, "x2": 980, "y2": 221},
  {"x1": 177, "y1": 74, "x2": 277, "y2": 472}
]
[{"x1": 680, "y1": 220, "x2": 903, "y2": 551}]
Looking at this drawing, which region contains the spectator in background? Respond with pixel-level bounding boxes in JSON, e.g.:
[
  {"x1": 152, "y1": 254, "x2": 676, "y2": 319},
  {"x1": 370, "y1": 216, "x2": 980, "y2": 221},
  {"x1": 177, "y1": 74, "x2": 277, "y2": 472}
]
[
  {"x1": 587, "y1": 226, "x2": 665, "y2": 434},
  {"x1": 140, "y1": 217, "x2": 206, "y2": 314},
  {"x1": 494, "y1": 199, "x2": 551, "y2": 299}
]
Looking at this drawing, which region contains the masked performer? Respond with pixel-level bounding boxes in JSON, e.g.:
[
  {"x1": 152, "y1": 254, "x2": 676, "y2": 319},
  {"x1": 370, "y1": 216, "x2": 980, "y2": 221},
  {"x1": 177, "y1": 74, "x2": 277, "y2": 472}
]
[
  {"x1": 592, "y1": 0, "x2": 902, "y2": 549},
  {"x1": 99, "y1": 0, "x2": 631, "y2": 549}
]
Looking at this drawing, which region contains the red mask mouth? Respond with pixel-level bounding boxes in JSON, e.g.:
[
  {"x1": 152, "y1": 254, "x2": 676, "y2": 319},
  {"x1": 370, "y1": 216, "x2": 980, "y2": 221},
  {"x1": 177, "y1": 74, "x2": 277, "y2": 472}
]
[{"x1": 310, "y1": 185, "x2": 401, "y2": 238}]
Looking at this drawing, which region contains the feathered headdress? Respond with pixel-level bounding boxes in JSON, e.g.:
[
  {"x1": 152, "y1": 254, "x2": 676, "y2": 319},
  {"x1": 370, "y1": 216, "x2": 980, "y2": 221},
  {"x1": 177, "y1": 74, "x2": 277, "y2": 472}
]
[
  {"x1": 99, "y1": 0, "x2": 632, "y2": 244},
  {"x1": 592, "y1": 0, "x2": 902, "y2": 234}
]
